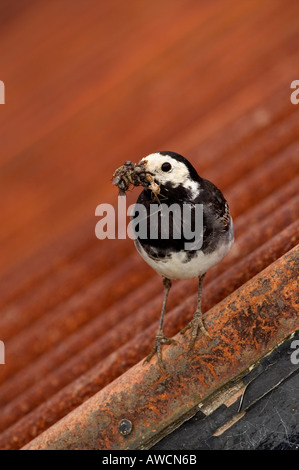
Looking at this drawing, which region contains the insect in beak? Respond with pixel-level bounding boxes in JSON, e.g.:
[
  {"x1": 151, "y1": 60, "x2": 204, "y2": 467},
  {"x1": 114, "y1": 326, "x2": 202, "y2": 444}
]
[
  {"x1": 112, "y1": 160, "x2": 147, "y2": 196},
  {"x1": 112, "y1": 160, "x2": 161, "y2": 200}
]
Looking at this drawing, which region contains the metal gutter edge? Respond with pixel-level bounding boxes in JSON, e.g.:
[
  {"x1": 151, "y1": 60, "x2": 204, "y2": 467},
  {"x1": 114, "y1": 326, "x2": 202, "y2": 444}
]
[{"x1": 23, "y1": 245, "x2": 298, "y2": 450}]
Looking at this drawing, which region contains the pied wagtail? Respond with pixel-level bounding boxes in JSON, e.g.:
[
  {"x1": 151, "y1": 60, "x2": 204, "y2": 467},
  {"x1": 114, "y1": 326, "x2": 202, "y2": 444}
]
[{"x1": 113, "y1": 151, "x2": 234, "y2": 371}]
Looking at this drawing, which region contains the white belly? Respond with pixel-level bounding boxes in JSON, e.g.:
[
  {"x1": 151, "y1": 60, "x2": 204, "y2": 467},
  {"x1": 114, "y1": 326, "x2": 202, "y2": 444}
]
[{"x1": 135, "y1": 233, "x2": 233, "y2": 280}]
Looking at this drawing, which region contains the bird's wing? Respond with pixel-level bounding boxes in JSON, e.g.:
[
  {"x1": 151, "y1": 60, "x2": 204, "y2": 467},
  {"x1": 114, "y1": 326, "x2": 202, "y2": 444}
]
[{"x1": 196, "y1": 178, "x2": 231, "y2": 232}]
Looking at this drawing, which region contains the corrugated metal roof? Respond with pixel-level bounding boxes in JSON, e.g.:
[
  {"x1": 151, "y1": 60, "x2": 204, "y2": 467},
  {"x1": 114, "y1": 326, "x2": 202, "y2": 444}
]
[{"x1": 0, "y1": 0, "x2": 298, "y2": 450}]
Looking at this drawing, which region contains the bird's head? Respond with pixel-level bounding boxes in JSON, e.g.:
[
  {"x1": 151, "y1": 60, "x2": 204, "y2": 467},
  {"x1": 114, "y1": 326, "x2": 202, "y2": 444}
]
[{"x1": 139, "y1": 151, "x2": 201, "y2": 199}]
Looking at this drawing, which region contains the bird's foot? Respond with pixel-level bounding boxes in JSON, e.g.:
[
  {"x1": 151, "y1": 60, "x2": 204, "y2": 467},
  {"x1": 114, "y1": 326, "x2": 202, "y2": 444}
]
[
  {"x1": 143, "y1": 334, "x2": 177, "y2": 372},
  {"x1": 181, "y1": 311, "x2": 212, "y2": 356}
]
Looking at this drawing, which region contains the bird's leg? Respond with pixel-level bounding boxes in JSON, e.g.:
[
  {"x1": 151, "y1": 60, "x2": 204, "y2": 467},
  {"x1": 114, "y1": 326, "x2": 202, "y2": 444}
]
[
  {"x1": 180, "y1": 273, "x2": 211, "y2": 355},
  {"x1": 144, "y1": 277, "x2": 176, "y2": 371}
]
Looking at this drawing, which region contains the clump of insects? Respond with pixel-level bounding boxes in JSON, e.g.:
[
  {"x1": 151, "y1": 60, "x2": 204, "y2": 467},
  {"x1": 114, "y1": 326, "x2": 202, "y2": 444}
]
[{"x1": 112, "y1": 160, "x2": 162, "y2": 201}]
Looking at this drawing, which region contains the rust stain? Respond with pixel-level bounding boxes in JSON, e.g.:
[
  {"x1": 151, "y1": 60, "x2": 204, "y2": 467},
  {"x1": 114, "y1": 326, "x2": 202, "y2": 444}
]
[
  {"x1": 0, "y1": 219, "x2": 297, "y2": 448},
  {"x1": 0, "y1": 0, "x2": 298, "y2": 451},
  {"x1": 22, "y1": 247, "x2": 298, "y2": 450}
]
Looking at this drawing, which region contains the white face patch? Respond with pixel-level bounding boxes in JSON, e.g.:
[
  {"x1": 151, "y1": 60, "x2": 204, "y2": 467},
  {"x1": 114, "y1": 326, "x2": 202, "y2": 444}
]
[{"x1": 140, "y1": 153, "x2": 200, "y2": 199}]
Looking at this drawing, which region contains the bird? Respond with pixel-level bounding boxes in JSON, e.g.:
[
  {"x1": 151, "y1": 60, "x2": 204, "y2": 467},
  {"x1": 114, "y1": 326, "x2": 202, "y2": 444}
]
[{"x1": 129, "y1": 151, "x2": 234, "y2": 371}]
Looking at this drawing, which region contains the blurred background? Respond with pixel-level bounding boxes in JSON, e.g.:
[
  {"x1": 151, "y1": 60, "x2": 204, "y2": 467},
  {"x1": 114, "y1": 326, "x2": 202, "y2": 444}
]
[{"x1": 0, "y1": 0, "x2": 298, "y2": 450}]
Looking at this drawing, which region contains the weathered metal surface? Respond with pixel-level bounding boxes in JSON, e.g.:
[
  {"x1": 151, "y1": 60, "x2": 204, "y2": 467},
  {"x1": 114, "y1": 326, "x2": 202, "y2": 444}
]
[
  {"x1": 0, "y1": 254, "x2": 152, "y2": 383},
  {"x1": 1, "y1": 171, "x2": 297, "y2": 389},
  {"x1": 0, "y1": 221, "x2": 297, "y2": 448},
  {"x1": 0, "y1": 83, "x2": 295, "y2": 311},
  {"x1": 153, "y1": 332, "x2": 299, "y2": 450},
  {"x1": 23, "y1": 246, "x2": 298, "y2": 450},
  {"x1": 0, "y1": 0, "x2": 298, "y2": 451},
  {"x1": 0, "y1": 238, "x2": 132, "y2": 340},
  {"x1": 0, "y1": 171, "x2": 297, "y2": 444},
  {"x1": 0, "y1": 194, "x2": 296, "y2": 411}
]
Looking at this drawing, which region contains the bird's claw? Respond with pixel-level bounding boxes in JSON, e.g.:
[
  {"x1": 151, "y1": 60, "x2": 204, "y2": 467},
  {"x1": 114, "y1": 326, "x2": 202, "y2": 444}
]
[
  {"x1": 181, "y1": 312, "x2": 212, "y2": 356},
  {"x1": 144, "y1": 334, "x2": 177, "y2": 372}
]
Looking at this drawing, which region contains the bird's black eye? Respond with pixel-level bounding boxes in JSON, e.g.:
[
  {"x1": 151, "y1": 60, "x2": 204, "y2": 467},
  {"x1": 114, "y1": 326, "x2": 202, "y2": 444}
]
[{"x1": 161, "y1": 162, "x2": 172, "y2": 172}]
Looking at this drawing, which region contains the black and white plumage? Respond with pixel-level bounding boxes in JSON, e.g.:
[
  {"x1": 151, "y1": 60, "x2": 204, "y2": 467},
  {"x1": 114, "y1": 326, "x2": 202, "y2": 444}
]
[{"x1": 131, "y1": 151, "x2": 234, "y2": 370}]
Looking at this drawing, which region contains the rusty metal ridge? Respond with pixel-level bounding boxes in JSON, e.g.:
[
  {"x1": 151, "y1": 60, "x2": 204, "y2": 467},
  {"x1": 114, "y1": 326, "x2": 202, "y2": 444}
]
[
  {"x1": 0, "y1": 85, "x2": 293, "y2": 309},
  {"x1": 1, "y1": 190, "x2": 298, "y2": 386},
  {"x1": 0, "y1": 219, "x2": 297, "y2": 440},
  {"x1": 1, "y1": 143, "x2": 297, "y2": 342},
  {"x1": 0, "y1": 192, "x2": 297, "y2": 409},
  {"x1": 0, "y1": 221, "x2": 297, "y2": 450},
  {"x1": 23, "y1": 245, "x2": 298, "y2": 450},
  {"x1": 1, "y1": 122, "x2": 297, "y2": 317}
]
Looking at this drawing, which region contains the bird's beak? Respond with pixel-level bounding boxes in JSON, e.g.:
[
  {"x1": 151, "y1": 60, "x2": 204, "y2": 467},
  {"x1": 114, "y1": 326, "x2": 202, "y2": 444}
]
[
  {"x1": 136, "y1": 160, "x2": 154, "y2": 187},
  {"x1": 112, "y1": 159, "x2": 154, "y2": 196},
  {"x1": 137, "y1": 159, "x2": 147, "y2": 172},
  {"x1": 137, "y1": 159, "x2": 154, "y2": 176}
]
